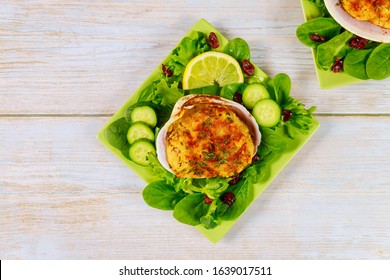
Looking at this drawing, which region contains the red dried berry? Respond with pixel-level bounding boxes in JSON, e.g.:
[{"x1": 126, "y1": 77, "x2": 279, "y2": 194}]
[
  {"x1": 331, "y1": 57, "x2": 344, "y2": 73},
  {"x1": 282, "y1": 109, "x2": 293, "y2": 122},
  {"x1": 228, "y1": 173, "x2": 241, "y2": 185},
  {"x1": 204, "y1": 195, "x2": 214, "y2": 204},
  {"x1": 310, "y1": 33, "x2": 326, "y2": 43},
  {"x1": 242, "y1": 59, "x2": 255, "y2": 76},
  {"x1": 162, "y1": 64, "x2": 173, "y2": 77},
  {"x1": 221, "y1": 192, "x2": 235, "y2": 206},
  {"x1": 349, "y1": 37, "x2": 369, "y2": 49},
  {"x1": 233, "y1": 92, "x2": 243, "y2": 104},
  {"x1": 252, "y1": 154, "x2": 261, "y2": 163},
  {"x1": 208, "y1": 32, "x2": 220, "y2": 49}
]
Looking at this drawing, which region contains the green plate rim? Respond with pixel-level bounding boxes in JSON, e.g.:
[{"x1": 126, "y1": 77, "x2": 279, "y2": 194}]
[{"x1": 97, "y1": 18, "x2": 320, "y2": 243}]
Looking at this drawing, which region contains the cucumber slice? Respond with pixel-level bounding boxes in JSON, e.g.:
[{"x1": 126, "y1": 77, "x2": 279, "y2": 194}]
[
  {"x1": 127, "y1": 122, "x2": 155, "y2": 144},
  {"x1": 130, "y1": 106, "x2": 157, "y2": 127},
  {"x1": 242, "y1": 83, "x2": 270, "y2": 110},
  {"x1": 129, "y1": 140, "x2": 156, "y2": 166},
  {"x1": 252, "y1": 98, "x2": 281, "y2": 128}
]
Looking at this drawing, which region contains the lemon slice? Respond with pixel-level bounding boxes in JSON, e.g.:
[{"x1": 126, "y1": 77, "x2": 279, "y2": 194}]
[{"x1": 182, "y1": 51, "x2": 244, "y2": 90}]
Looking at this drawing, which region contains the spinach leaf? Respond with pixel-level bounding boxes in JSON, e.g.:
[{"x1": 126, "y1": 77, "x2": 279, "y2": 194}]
[
  {"x1": 316, "y1": 30, "x2": 354, "y2": 71},
  {"x1": 143, "y1": 180, "x2": 187, "y2": 210},
  {"x1": 344, "y1": 49, "x2": 373, "y2": 80},
  {"x1": 216, "y1": 179, "x2": 250, "y2": 221},
  {"x1": 137, "y1": 83, "x2": 155, "y2": 103},
  {"x1": 185, "y1": 83, "x2": 220, "y2": 96},
  {"x1": 366, "y1": 43, "x2": 390, "y2": 80},
  {"x1": 220, "y1": 83, "x2": 247, "y2": 100},
  {"x1": 258, "y1": 127, "x2": 288, "y2": 157},
  {"x1": 296, "y1": 17, "x2": 341, "y2": 48},
  {"x1": 272, "y1": 73, "x2": 291, "y2": 105},
  {"x1": 224, "y1": 38, "x2": 250, "y2": 61},
  {"x1": 173, "y1": 193, "x2": 209, "y2": 226},
  {"x1": 105, "y1": 117, "x2": 130, "y2": 159}
]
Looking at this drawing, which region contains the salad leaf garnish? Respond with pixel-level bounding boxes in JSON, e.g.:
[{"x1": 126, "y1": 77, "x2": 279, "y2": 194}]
[
  {"x1": 316, "y1": 30, "x2": 354, "y2": 71},
  {"x1": 308, "y1": 0, "x2": 330, "y2": 17},
  {"x1": 143, "y1": 180, "x2": 187, "y2": 210},
  {"x1": 224, "y1": 38, "x2": 250, "y2": 62},
  {"x1": 185, "y1": 83, "x2": 220, "y2": 96},
  {"x1": 167, "y1": 32, "x2": 211, "y2": 80},
  {"x1": 173, "y1": 193, "x2": 210, "y2": 226},
  {"x1": 138, "y1": 76, "x2": 184, "y2": 108},
  {"x1": 153, "y1": 79, "x2": 183, "y2": 106},
  {"x1": 105, "y1": 117, "x2": 131, "y2": 159},
  {"x1": 216, "y1": 179, "x2": 250, "y2": 221},
  {"x1": 258, "y1": 127, "x2": 288, "y2": 158},
  {"x1": 220, "y1": 83, "x2": 247, "y2": 100},
  {"x1": 296, "y1": 17, "x2": 341, "y2": 48},
  {"x1": 148, "y1": 152, "x2": 176, "y2": 186},
  {"x1": 271, "y1": 73, "x2": 291, "y2": 105},
  {"x1": 282, "y1": 97, "x2": 317, "y2": 139}
]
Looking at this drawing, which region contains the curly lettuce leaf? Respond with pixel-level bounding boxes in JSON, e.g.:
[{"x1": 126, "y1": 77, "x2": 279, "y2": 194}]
[
  {"x1": 167, "y1": 32, "x2": 211, "y2": 79},
  {"x1": 282, "y1": 97, "x2": 317, "y2": 139},
  {"x1": 137, "y1": 76, "x2": 184, "y2": 108}
]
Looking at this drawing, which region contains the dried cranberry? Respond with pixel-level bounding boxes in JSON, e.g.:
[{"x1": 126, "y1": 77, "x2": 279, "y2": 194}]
[
  {"x1": 310, "y1": 33, "x2": 326, "y2": 43},
  {"x1": 331, "y1": 57, "x2": 344, "y2": 73},
  {"x1": 252, "y1": 154, "x2": 261, "y2": 163},
  {"x1": 221, "y1": 192, "x2": 235, "y2": 206},
  {"x1": 282, "y1": 109, "x2": 293, "y2": 122},
  {"x1": 349, "y1": 37, "x2": 369, "y2": 49},
  {"x1": 233, "y1": 92, "x2": 243, "y2": 104},
  {"x1": 208, "y1": 32, "x2": 220, "y2": 49},
  {"x1": 228, "y1": 173, "x2": 241, "y2": 185},
  {"x1": 242, "y1": 59, "x2": 255, "y2": 76},
  {"x1": 162, "y1": 64, "x2": 172, "y2": 77},
  {"x1": 204, "y1": 195, "x2": 214, "y2": 204}
]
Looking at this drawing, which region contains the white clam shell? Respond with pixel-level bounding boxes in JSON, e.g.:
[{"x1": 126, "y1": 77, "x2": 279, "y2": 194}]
[{"x1": 156, "y1": 94, "x2": 262, "y2": 174}]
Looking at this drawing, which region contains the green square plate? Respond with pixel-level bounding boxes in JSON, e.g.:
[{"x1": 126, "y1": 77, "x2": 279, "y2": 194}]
[
  {"x1": 98, "y1": 18, "x2": 320, "y2": 243},
  {"x1": 300, "y1": 0, "x2": 362, "y2": 89}
]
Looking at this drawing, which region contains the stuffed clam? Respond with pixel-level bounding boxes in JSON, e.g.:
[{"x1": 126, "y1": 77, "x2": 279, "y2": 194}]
[{"x1": 156, "y1": 94, "x2": 261, "y2": 179}]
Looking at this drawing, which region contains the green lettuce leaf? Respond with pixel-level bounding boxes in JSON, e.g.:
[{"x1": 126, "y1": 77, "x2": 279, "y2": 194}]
[
  {"x1": 167, "y1": 32, "x2": 211, "y2": 79},
  {"x1": 282, "y1": 97, "x2": 317, "y2": 139}
]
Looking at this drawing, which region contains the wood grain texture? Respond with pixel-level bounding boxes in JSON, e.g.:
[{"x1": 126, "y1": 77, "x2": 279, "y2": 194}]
[
  {"x1": 0, "y1": 116, "x2": 389, "y2": 259},
  {"x1": 0, "y1": 0, "x2": 389, "y2": 260}
]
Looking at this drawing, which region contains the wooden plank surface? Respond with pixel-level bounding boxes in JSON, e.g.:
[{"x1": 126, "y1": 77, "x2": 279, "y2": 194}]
[
  {"x1": 0, "y1": 0, "x2": 389, "y2": 259},
  {"x1": 1, "y1": 0, "x2": 389, "y2": 115}
]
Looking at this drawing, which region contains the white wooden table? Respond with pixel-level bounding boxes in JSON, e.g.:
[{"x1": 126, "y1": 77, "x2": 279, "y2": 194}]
[{"x1": 1, "y1": 0, "x2": 389, "y2": 259}]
